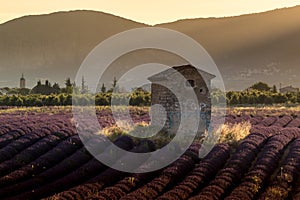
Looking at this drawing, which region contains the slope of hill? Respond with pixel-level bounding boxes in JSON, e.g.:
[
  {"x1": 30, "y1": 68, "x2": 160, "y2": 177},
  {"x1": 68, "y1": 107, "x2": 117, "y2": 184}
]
[
  {"x1": 158, "y1": 6, "x2": 300, "y2": 90},
  {"x1": 0, "y1": 10, "x2": 147, "y2": 88},
  {"x1": 0, "y1": 6, "x2": 300, "y2": 90}
]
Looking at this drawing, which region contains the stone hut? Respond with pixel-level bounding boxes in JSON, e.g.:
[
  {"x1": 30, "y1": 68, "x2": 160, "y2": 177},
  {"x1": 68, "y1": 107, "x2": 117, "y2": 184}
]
[{"x1": 148, "y1": 64, "x2": 215, "y2": 134}]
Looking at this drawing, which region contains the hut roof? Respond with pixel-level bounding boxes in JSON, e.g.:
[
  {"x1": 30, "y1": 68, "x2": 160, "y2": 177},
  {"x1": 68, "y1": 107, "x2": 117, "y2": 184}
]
[{"x1": 148, "y1": 64, "x2": 216, "y2": 81}]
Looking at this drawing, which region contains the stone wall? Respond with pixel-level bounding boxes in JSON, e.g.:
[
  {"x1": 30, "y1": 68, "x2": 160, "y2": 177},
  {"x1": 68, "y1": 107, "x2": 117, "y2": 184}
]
[{"x1": 150, "y1": 68, "x2": 212, "y2": 135}]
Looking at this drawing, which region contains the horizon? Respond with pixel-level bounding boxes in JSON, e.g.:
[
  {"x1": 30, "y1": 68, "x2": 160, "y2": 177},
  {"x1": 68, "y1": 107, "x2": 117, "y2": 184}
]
[
  {"x1": 1, "y1": 1, "x2": 300, "y2": 25},
  {"x1": 2, "y1": 74, "x2": 299, "y2": 93}
]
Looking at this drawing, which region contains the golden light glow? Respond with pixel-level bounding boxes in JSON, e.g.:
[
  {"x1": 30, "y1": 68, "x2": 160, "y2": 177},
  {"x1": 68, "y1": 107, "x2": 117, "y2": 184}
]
[{"x1": 0, "y1": 0, "x2": 299, "y2": 25}]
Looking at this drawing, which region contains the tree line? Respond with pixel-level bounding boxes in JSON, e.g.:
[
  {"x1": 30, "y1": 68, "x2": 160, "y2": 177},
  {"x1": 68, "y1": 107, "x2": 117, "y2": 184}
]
[
  {"x1": 0, "y1": 90, "x2": 151, "y2": 107},
  {"x1": 0, "y1": 81, "x2": 299, "y2": 107},
  {"x1": 212, "y1": 82, "x2": 300, "y2": 106},
  {"x1": 211, "y1": 89, "x2": 300, "y2": 106}
]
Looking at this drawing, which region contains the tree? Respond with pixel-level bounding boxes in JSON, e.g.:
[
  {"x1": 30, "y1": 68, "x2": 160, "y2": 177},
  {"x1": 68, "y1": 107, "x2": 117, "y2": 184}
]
[
  {"x1": 249, "y1": 82, "x2": 271, "y2": 92},
  {"x1": 45, "y1": 80, "x2": 51, "y2": 87},
  {"x1": 226, "y1": 91, "x2": 234, "y2": 101},
  {"x1": 274, "y1": 93, "x2": 287, "y2": 104},
  {"x1": 19, "y1": 88, "x2": 30, "y2": 95},
  {"x1": 63, "y1": 78, "x2": 73, "y2": 94},
  {"x1": 112, "y1": 77, "x2": 119, "y2": 92},
  {"x1": 226, "y1": 91, "x2": 239, "y2": 104},
  {"x1": 101, "y1": 83, "x2": 106, "y2": 93},
  {"x1": 65, "y1": 78, "x2": 72, "y2": 87},
  {"x1": 112, "y1": 77, "x2": 117, "y2": 88},
  {"x1": 52, "y1": 83, "x2": 61, "y2": 94},
  {"x1": 107, "y1": 77, "x2": 119, "y2": 93}
]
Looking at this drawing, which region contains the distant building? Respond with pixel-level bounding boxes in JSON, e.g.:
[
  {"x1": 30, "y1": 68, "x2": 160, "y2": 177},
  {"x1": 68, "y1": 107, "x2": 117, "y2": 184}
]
[
  {"x1": 20, "y1": 73, "x2": 26, "y2": 89},
  {"x1": 280, "y1": 85, "x2": 299, "y2": 94}
]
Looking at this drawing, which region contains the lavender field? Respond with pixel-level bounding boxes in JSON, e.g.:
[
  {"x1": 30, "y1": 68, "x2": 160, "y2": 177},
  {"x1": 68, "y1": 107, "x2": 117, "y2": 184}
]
[{"x1": 0, "y1": 107, "x2": 300, "y2": 199}]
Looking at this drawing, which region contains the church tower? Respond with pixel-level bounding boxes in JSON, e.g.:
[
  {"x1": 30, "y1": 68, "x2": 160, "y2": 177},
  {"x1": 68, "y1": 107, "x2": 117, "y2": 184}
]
[{"x1": 20, "y1": 73, "x2": 25, "y2": 89}]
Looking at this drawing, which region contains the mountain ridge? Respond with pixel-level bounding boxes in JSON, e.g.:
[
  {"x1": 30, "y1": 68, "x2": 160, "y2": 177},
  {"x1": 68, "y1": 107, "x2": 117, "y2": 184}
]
[
  {"x1": 156, "y1": 5, "x2": 300, "y2": 26},
  {"x1": 0, "y1": 10, "x2": 150, "y2": 26},
  {"x1": 0, "y1": 6, "x2": 300, "y2": 90}
]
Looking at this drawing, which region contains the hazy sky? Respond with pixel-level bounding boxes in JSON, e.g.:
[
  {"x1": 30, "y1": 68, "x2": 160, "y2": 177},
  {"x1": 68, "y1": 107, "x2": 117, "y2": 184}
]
[{"x1": 0, "y1": 0, "x2": 300, "y2": 25}]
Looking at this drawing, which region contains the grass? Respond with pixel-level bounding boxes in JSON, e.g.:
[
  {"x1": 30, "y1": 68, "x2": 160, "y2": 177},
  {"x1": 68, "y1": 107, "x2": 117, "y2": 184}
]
[
  {"x1": 100, "y1": 120, "x2": 252, "y2": 150},
  {"x1": 218, "y1": 121, "x2": 252, "y2": 147},
  {"x1": 100, "y1": 122, "x2": 174, "y2": 149}
]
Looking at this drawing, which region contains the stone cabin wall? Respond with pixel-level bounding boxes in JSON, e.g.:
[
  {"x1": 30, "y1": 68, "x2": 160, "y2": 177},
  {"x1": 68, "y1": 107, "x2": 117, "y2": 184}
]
[{"x1": 150, "y1": 68, "x2": 212, "y2": 134}]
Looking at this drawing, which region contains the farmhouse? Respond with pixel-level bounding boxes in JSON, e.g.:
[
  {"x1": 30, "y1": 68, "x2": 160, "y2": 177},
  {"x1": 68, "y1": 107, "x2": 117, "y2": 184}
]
[
  {"x1": 148, "y1": 64, "x2": 215, "y2": 134},
  {"x1": 280, "y1": 85, "x2": 299, "y2": 94}
]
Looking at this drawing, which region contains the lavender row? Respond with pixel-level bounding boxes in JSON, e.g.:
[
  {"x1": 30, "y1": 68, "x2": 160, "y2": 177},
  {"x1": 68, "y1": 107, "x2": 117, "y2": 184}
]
[
  {"x1": 46, "y1": 138, "x2": 154, "y2": 199},
  {"x1": 0, "y1": 128, "x2": 74, "y2": 177},
  {"x1": 119, "y1": 146, "x2": 202, "y2": 200},
  {"x1": 189, "y1": 126, "x2": 279, "y2": 200},
  {"x1": 156, "y1": 143, "x2": 231, "y2": 200},
  {"x1": 225, "y1": 128, "x2": 300, "y2": 199},
  {"x1": 259, "y1": 138, "x2": 300, "y2": 199}
]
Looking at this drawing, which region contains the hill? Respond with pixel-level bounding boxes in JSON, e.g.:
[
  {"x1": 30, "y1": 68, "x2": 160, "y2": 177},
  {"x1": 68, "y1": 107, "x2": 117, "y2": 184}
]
[
  {"x1": 0, "y1": 6, "x2": 300, "y2": 90},
  {"x1": 0, "y1": 10, "x2": 147, "y2": 88},
  {"x1": 158, "y1": 6, "x2": 300, "y2": 90}
]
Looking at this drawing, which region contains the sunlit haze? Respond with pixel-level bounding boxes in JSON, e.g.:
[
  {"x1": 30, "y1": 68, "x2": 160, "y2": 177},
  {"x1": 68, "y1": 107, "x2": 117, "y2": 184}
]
[{"x1": 0, "y1": 0, "x2": 300, "y2": 25}]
